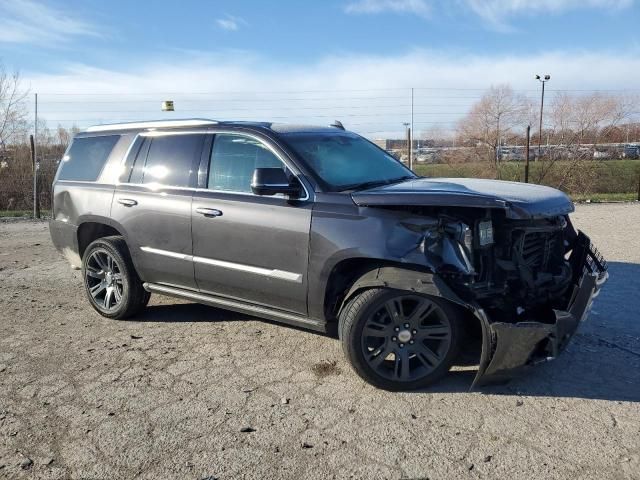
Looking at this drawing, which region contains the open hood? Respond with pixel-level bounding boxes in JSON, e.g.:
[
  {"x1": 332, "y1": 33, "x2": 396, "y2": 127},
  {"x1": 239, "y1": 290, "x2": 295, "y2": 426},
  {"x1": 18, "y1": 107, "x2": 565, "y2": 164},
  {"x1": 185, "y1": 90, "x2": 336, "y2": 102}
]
[{"x1": 351, "y1": 177, "x2": 574, "y2": 220}]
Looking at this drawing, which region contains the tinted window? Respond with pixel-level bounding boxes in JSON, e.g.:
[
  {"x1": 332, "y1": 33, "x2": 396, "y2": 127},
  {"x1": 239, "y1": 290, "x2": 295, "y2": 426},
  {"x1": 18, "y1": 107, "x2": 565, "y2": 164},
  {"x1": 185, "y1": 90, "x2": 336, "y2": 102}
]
[
  {"x1": 142, "y1": 134, "x2": 204, "y2": 187},
  {"x1": 208, "y1": 134, "x2": 283, "y2": 193},
  {"x1": 58, "y1": 135, "x2": 120, "y2": 181},
  {"x1": 282, "y1": 131, "x2": 414, "y2": 191}
]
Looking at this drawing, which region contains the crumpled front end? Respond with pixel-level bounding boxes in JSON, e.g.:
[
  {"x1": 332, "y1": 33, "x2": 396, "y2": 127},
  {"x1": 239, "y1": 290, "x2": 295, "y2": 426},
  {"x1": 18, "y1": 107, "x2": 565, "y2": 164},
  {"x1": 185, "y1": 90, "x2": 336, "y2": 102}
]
[
  {"x1": 380, "y1": 206, "x2": 608, "y2": 387},
  {"x1": 472, "y1": 231, "x2": 608, "y2": 387}
]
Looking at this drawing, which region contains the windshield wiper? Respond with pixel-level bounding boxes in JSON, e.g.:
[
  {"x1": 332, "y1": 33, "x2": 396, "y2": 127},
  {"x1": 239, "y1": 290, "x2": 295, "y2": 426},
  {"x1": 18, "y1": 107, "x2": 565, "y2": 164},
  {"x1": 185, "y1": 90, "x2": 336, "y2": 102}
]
[
  {"x1": 387, "y1": 175, "x2": 416, "y2": 185},
  {"x1": 338, "y1": 175, "x2": 416, "y2": 192}
]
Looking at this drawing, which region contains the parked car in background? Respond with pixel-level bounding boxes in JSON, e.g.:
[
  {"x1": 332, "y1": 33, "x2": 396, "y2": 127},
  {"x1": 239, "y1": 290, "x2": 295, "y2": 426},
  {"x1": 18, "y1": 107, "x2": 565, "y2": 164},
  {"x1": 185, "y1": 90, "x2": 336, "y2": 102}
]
[
  {"x1": 50, "y1": 119, "x2": 607, "y2": 390},
  {"x1": 623, "y1": 144, "x2": 640, "y2": 159}
]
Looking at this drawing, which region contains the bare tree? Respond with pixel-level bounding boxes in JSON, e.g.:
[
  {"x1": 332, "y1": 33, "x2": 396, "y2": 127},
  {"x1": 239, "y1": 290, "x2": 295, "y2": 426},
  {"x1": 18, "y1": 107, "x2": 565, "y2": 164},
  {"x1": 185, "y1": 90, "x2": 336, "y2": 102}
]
[
  {"x1": 456, "y1": 84, "x2": 530, "y2": 171},
  {"x1": 0, "y1": 63, "x2": 28, "y2": 149},
  {"x1": 534, "y1": 92, "x2": 640, "y2": 189}
]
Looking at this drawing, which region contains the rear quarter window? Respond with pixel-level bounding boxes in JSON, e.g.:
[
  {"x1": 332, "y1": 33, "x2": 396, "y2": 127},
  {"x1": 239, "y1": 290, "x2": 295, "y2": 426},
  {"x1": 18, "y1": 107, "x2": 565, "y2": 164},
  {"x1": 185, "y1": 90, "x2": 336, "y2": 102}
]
[{"x1": 58, "y1": 135, "x2": 120, "y2": 182}]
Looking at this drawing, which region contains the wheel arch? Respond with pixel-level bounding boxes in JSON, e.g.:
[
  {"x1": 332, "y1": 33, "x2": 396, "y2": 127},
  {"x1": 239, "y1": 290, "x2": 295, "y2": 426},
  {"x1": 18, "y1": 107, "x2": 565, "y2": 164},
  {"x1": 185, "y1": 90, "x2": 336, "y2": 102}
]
[
  {"x1": 329, "y1": 260, "x2": 481, "y2": 338},
  {"x1": 323, "y1": 258, "x2": 466, "y2": 322},
  {"x1": 76, "y1": 217, "x2": 127, "y2": 259}
]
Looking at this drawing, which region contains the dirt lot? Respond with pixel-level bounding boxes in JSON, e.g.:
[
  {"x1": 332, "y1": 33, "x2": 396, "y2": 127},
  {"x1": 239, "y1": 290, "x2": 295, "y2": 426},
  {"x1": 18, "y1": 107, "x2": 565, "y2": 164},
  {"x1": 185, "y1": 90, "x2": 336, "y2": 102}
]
[{"x1": 1, "y1": 203, "x2": 639, "y2": 480}]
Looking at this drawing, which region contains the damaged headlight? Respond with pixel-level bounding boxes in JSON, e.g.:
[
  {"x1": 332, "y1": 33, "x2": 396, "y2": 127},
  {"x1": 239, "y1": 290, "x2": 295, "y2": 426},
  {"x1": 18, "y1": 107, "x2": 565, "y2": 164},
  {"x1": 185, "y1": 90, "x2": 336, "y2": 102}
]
[{"x1": 441, "y1": 221, "x2": 475, "y2": 275}]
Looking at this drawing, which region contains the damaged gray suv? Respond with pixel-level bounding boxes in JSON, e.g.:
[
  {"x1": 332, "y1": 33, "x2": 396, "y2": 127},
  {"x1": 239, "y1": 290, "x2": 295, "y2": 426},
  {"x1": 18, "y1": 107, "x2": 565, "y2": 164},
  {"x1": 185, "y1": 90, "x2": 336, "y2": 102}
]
[{"x1": 50, "y1": 119, "x2": 607, "y2": 390}]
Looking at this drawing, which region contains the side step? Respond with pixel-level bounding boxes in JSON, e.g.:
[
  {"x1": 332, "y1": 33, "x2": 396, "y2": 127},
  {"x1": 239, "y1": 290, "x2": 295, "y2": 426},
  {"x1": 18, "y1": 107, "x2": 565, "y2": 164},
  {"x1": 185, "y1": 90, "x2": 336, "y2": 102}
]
[{"x1": 144, "y1": 282, "x2": 326, "y2": 332}]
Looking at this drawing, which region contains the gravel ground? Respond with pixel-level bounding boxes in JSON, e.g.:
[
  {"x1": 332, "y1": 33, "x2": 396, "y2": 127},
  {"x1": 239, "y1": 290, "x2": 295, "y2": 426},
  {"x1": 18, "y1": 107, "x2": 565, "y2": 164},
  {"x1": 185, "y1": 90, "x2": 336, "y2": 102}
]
[{"x1": 1, "y1": 203, "x2": 639, "y2": 480}]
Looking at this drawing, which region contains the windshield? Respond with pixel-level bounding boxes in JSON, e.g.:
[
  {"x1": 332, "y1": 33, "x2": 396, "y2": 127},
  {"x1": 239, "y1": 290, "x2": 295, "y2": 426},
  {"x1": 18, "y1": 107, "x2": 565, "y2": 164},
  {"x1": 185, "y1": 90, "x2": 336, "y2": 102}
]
[{"x1": 281, "y1": 131, "x2": 415, "y2": 191}]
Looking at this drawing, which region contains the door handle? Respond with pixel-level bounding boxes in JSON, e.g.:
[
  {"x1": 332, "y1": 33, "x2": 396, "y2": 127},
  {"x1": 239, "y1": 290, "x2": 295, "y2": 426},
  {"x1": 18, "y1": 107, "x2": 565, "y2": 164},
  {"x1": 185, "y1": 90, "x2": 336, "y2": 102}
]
[
  {"x1": 117, "y1": 198, "x2": 138, "y2": 207},
  {"x1": 196, "y1": 207, "x2": 223, "y2": 217}
]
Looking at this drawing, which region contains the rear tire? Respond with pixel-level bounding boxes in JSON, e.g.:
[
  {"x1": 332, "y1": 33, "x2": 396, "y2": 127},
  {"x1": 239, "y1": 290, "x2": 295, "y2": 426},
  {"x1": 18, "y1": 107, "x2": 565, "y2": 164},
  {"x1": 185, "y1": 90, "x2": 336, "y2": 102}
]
[
  {"x1": 82, "y1": 236, "x2": 150, "y2": 319},
  {"x1": 339, "y1": 288, "x2": 461, "y2": 391}
]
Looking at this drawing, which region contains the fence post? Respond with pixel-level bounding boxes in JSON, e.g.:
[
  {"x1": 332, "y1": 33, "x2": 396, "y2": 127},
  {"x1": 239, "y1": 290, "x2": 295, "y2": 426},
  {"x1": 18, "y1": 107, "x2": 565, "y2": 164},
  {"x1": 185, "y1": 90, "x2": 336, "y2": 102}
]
[
  {"x1": 30, "y1": 134, "x2": 40, "y2": 218},
  {"x1": 33, "y1": 93, "x2": 40, "y2": 219},
  {"x1": 410, "y1": 87, "x2": 414, "y2": 171},
  {"x1": 524, "y1": 125, "x2": 531, "y2": 183},
  {"x1": 637, "y1": 168, "x2": 640, "y2": 202}
]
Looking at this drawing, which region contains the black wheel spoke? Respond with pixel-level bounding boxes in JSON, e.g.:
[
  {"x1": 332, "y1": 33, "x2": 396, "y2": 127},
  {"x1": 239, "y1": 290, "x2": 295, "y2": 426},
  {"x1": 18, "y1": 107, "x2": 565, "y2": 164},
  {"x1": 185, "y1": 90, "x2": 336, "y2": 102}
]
[
  {"x1": 384, "y1": 298, "x2": 404, "y2": 322},
  {"x1": 416, "y1": 324, "x2": 450, "y2": 340},
  {"x1": 415, "y1": 344, "x2": 441, "y2": 367},
  {"x1": 363, "y1": 323, "x2": 392, "y2": 338},
  {"x1": 368, "y1": 342, "x2": 394, "y2": 368},
  {"x1": 394, "y1": 348, "x2": 411, "y2": 380},
  {"x1": 408, "y1": 300, "x2": 434, "y2": 324}
]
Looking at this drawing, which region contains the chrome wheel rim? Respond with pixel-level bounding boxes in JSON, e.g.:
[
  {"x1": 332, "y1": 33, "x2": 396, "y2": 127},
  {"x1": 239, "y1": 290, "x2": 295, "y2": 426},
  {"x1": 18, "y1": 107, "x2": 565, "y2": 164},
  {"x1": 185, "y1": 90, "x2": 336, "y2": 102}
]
[
  {"x1": 85, "y1": 250, "x2": 124, "y2": 311},
  {"x1": 361, "y1": 295, "x2": 452, "y2": 382}
]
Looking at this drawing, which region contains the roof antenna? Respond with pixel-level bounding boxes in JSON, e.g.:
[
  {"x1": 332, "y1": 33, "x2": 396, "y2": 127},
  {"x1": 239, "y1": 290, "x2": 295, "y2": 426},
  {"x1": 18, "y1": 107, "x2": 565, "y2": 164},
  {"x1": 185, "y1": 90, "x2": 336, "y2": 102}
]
[{"x1": 330, "y1": 120, "x2": 345, "y2": 130}]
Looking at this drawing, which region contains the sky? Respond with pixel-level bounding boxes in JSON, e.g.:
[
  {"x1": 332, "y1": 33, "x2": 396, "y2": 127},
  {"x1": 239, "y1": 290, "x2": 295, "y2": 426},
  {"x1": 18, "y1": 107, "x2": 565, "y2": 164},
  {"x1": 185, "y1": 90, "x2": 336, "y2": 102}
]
[{"x1": 1, "y1": 0, "x2": 639, "y2": 137}]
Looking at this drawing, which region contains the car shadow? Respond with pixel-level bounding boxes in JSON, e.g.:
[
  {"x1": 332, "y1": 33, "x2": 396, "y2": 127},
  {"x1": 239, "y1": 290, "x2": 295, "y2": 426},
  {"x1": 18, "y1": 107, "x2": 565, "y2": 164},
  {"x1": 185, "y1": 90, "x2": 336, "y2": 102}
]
[
  {"x1": 128, "y1": 261, "x2": 639, "y2": 402},
  {"x1": 133, "y1": 300, "x2": 330, "y2": 336},
  {"x1": 133, "y1": 302, "x2": 250, "y2": 323}
]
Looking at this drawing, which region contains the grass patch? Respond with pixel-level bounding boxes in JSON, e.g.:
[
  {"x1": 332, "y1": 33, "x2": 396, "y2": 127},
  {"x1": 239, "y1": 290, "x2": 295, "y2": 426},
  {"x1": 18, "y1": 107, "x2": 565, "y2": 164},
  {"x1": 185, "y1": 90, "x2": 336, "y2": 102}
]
[{"x1": 414, "y1": 159, "x2": 640, "y2": 196}]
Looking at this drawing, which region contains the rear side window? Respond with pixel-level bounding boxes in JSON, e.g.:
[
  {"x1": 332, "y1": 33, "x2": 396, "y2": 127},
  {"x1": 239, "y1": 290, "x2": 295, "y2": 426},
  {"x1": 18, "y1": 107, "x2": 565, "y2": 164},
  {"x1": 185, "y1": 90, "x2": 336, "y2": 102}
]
[
  {"x1": 208, "y1": 134, "x2": 283, "y2": 193},
  {"x1": 58, "y1": 135, "x2": 120, "y2": 181},
  {"x1": 140, "y1": 134, "x2": 204, "y2": 187}
]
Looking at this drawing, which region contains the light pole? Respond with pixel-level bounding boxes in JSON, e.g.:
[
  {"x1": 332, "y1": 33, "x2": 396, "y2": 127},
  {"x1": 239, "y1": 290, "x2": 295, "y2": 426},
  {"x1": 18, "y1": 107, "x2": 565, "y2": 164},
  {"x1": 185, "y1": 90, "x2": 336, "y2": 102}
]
[
  {"x1": 402, "y1": 122, "x2": 411, "y2": 168},
  {"x1": 535, "y1": 74, "x2": 550, "y2": 160}
]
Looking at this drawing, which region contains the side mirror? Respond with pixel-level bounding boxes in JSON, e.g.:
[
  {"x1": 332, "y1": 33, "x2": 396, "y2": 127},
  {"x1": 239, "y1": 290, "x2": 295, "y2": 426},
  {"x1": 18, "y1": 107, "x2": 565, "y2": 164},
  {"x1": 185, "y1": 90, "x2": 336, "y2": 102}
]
[{"x1": 251, "y1": 168, "x2": 302, "y2": 198}]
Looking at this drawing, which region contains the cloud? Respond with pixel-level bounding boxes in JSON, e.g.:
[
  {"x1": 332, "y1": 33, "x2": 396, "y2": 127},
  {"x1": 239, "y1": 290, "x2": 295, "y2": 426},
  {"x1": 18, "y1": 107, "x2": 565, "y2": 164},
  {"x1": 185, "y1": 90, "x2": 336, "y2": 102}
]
[
  {"x1": 463, "y1": 0, "x2": 634, "y2": 30},
  {"x1": 343, "y1": 0, "x2": 635, "y2": 31},
  {"x1": 215, "y1": 15, "x2": 247, "y2": 31},
  {"x1": 24, "y1": 49, "x2": 640, "y2": 137},
  {"x1": 0, "y1": 0, "x2": 101, "y2": 45},
  {"x1": 344, "y1": 0, "x2": 431, "y2": 17}
]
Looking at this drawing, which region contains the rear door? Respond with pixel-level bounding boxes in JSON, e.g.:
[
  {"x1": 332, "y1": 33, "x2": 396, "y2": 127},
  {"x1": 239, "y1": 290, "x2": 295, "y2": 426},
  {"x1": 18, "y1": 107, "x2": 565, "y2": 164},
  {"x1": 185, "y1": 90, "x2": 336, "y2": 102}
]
[
  {"x1": 191, "y1": 132, "x2": 312, "y2": 314},
  {"x1": 111, "y1": 131, "x2": 206, "y2": 290}
]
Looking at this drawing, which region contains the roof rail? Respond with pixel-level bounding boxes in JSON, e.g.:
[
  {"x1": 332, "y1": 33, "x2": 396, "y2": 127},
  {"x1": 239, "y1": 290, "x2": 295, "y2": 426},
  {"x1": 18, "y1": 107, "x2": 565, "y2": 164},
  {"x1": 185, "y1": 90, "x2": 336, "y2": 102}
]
[{"x1": 84, "y1": 119, "x2": 218, "y2": 133}]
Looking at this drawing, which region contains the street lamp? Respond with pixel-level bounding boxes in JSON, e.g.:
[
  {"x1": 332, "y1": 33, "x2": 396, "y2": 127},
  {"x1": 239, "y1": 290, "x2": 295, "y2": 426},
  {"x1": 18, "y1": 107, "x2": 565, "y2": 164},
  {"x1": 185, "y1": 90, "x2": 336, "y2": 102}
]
[{"x1": 535, "y1": 74, "x2": 550, "y2": 160}]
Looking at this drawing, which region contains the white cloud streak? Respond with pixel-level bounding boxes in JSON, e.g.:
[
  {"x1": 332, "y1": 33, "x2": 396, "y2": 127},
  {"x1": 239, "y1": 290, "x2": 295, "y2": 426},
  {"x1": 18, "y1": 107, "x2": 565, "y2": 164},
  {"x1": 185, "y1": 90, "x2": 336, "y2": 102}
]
[
  {"x1": 215, "y1": 15, "x2": 247, "y2": 31},
  {"x1": 344, "y1": 0, "x2": 635, "y2": 31},
  {"x1": 0, "y1": 0, "x2": 101, "y2": 45},
  {"x1": 344, "y1": 0, "x2": 431, "y2": 17},
  {"x1": 463, "y1": 0, "x2": 634, "y2": 30}
]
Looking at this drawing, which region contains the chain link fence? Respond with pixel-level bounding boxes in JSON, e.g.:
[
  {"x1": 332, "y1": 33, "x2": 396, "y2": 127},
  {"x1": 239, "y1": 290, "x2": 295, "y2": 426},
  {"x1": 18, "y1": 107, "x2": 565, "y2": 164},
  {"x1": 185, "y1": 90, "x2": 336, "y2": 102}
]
[
  {"x1": 0, "y1": 144, "x2": 62, "y2": 212},
  {"x1": 1, "y1": 88, "x2": 639, "y2": 214}
]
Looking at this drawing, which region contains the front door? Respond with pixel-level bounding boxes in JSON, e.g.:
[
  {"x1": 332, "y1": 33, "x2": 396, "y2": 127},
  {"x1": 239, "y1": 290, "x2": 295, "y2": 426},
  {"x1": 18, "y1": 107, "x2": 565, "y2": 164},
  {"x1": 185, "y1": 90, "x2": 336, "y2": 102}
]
[{"x1": 191, "y1": 133, "x2": 312, "y2": 314}]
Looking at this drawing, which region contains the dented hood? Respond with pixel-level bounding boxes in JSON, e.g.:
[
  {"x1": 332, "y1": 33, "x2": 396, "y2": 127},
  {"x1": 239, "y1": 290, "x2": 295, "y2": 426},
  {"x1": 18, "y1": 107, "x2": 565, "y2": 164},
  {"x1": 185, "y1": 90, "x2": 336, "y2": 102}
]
[{"x1": 351, "y1": 177, "x2": 574, "y2": 219}]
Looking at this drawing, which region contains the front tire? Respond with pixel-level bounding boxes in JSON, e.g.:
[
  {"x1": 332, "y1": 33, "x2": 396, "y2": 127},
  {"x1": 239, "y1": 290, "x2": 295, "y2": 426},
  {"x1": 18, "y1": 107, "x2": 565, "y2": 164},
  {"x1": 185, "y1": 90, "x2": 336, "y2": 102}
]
[
  {"x1": 339, "y1": 288, "x2": 461, "y2": 391},
  {"x1": 82, "y1": 236, "x2": 150, "y2": 319}
]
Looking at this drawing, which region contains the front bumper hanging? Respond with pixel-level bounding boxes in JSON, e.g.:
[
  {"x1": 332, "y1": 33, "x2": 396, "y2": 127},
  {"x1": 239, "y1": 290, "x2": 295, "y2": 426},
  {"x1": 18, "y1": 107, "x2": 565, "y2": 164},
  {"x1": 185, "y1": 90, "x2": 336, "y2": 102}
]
[{"x1": 472, "y1": 232, "x2": 608, "y2": 387}]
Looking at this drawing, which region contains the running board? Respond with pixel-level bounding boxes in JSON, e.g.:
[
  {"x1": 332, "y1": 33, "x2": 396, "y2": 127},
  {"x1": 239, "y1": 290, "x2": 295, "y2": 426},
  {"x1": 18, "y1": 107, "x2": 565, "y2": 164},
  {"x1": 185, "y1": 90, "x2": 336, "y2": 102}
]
[{"x1": 143, "y1": 282, "x2": 326, "y2": 332}]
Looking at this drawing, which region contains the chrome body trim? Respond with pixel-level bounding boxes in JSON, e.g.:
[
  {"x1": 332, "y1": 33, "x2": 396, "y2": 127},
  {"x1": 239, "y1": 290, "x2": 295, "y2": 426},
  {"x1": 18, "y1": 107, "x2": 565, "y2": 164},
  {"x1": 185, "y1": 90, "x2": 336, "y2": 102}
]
[
  {"x1": 140, "y1": 246, "x2": 191, "y2": 261},
  {"x1": 140, "y1": 246, "x2": 303, "y2": 283},
  {"x1": 115, "y1": 130, "x2": 311, "y2": 201}
]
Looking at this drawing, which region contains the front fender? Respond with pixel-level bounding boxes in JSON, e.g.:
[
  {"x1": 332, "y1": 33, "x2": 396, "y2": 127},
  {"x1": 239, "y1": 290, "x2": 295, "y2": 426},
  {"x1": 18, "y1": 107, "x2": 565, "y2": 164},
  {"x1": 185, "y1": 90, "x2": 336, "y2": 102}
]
[{"x1": 339, "y1": 266, "x2": 469, "y2": 314}]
